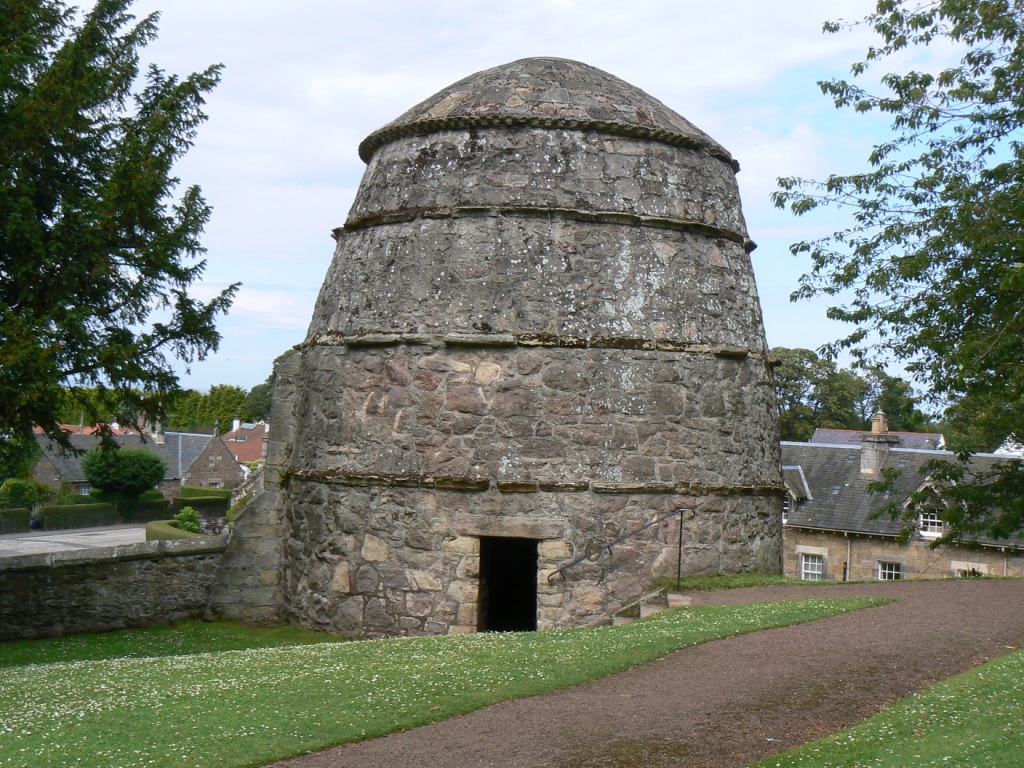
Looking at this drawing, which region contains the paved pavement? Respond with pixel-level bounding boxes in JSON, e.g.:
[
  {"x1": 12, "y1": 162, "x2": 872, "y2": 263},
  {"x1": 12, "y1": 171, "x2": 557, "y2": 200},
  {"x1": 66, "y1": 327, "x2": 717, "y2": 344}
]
[{"x1": 0, "y1": 525, "x2": 148, "y2": 558}]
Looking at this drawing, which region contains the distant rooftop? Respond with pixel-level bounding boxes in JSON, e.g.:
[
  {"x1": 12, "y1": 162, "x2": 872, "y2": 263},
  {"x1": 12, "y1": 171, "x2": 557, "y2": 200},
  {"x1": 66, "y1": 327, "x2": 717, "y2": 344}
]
[{"x1": 809, "y1": 427, "x2": 945, "y2": 451}]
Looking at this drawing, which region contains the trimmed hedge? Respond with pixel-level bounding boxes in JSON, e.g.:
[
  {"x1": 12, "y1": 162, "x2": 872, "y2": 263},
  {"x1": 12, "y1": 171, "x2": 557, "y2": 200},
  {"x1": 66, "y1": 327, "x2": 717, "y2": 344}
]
[
  {"x1": 145, "y1": 519, "x2": 202, "y2": 541},
  {"x1": 170, "y1": 496, "x2": 228, "y2": 517},
  {"x1": 180, "y1": 485, "x2": 231, "y2": 500},
  {"x1": 135, "y1": 499, "x2": 172, "y2": 523},
  {"x1": 0, "y1": 508, "x2": 31, "y2": 535},
  {"x1": 40, "y1": 503, "x2": 117, "y2": 531},
  {"x1": 59, "y1": 494, "x2": 105, "y2": 506}
]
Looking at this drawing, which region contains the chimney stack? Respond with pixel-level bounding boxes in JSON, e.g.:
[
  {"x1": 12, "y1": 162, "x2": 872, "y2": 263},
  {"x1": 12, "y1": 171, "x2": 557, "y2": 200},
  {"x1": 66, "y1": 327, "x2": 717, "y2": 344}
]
[{"x1": 861, "y1": 411, "x2": 899, "y2": 475}]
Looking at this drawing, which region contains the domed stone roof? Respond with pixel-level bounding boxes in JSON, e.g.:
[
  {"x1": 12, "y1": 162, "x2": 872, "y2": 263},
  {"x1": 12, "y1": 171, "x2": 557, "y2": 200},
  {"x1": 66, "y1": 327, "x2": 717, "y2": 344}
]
[{"x1": 359, "y1": 57, "x2": 734, "y2": 167}]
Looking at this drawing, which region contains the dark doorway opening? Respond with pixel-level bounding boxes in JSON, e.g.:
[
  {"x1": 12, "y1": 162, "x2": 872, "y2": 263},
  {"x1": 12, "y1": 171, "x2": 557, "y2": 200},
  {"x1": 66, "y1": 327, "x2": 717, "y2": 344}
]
[{"x1": 478, "y1": 536, "x2": 538, "y2": 632}]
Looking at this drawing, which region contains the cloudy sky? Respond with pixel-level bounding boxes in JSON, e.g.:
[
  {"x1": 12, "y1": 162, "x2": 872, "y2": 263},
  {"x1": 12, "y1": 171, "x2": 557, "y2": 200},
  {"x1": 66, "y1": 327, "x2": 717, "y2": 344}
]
[{"x1": 110, "y1": 0, "x2": 949, "y2": 391}]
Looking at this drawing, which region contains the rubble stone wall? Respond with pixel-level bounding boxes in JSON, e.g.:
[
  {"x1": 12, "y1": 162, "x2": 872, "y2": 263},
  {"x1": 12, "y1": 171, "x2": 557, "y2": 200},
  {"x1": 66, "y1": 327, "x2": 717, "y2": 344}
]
[
  {"x1": 285, "y1": 479, "x2": 780, "y2": 637},
  {"x1": 0, "y1": 537, "x2": 226, "y2": 641}
]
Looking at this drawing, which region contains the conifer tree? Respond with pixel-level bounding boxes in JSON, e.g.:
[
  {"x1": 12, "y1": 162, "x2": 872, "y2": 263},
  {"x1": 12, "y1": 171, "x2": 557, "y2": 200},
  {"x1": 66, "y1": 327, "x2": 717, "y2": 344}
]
[{"x1": 0, "y1": 0, "x2": 237, "y2": 451}]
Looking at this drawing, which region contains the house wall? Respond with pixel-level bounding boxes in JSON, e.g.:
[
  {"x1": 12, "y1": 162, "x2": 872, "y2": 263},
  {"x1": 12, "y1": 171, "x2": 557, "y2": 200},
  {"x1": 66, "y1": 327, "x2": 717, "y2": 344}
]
[
  {"x1": 186, "y1": 438, "x2": 244, "y2": 489},
  {"x1": 784, "y1": 527, "x2": 1024, "y2": 581},
  {"x1": 31, "y1": 455, "x2": 66, "y2": 490}
]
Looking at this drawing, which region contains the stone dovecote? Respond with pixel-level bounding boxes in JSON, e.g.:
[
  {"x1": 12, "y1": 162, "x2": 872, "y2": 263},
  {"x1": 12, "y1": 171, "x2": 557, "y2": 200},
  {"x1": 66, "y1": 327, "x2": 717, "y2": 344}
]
[{"x1": 264, "y1": 58, "x2": 783, "y2": 637}]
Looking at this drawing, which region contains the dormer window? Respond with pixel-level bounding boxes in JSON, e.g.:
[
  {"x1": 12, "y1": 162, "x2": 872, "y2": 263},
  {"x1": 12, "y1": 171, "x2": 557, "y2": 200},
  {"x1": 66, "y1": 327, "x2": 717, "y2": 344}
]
[
  {"x1": 919, "y1": 509, "x2": 944, "y2": 539},
  {"x1": 782, "y1": 495, "x2": 790, "y2": 525}
]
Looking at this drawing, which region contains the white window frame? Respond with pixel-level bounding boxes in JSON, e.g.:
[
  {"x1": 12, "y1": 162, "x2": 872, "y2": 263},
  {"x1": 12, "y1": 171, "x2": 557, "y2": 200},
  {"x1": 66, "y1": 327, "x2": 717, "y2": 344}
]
[
  {"x1": 919, "y1": 508, "x2": 944, "y2": 539},
  {"x1": 877, "y1": 561, "x2": 902, "y2": 580},
  {"x1": 800, "y1": 553, "x2": 824, "y2": 581}
]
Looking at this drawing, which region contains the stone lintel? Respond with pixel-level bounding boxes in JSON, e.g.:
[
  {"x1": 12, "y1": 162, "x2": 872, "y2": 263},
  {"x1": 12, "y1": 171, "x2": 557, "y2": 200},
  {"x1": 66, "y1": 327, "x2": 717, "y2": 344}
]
[{"x1": 454, "y1": 515, "x2": 565, "y2": 540}]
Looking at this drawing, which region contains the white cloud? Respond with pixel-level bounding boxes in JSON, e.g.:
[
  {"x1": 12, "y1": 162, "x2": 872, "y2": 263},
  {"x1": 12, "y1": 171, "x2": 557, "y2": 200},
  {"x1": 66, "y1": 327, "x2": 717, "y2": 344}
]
[{"x1": 75, "y1": 0, "x2": 945, "y2": 389}]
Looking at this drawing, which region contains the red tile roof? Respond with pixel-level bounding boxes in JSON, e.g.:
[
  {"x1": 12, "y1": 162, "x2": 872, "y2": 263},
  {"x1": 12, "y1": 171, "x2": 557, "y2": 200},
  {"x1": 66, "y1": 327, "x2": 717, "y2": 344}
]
[{"x1": 221, "y1": 422, "x2": 267, "y2": 464}]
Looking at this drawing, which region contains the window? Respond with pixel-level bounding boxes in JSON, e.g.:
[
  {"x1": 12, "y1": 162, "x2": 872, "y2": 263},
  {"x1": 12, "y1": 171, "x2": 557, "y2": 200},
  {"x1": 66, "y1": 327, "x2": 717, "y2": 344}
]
[
  {"x1": 800, "y1": 553, "x2": 824, "y2": 581},
  {"x1": 919, "y1": 509, "x2": 944, "y2": 538},
  {"x1": 782, "y1": 496, "x2": 791, "y2": 525},
  {"x1": 878, "y1": 561, "x2": 902, "y2": 580}
]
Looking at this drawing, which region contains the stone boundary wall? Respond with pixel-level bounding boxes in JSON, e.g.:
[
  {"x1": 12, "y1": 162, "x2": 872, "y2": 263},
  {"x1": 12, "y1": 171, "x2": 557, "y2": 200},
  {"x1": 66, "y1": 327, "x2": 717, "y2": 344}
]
[{"x1": 0, "y1": 536, "x2": 228, "y2": 641}]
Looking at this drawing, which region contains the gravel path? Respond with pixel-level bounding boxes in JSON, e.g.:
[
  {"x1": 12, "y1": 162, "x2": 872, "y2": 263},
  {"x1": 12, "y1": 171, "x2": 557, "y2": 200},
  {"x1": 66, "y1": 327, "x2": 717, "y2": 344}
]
[{"x1": 269, "y1": 580, "x2": 1024, "y2": 768}]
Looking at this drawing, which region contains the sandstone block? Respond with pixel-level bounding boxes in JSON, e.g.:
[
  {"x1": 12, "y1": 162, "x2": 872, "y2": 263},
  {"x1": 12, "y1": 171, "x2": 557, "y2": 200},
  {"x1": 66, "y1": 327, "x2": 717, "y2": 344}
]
[
  {"x1": 361, "y1": 534, "x2": 389, "y2": 562},
  {"x1": 408, "y1": 569, "x2": 443, "y2": 592}
]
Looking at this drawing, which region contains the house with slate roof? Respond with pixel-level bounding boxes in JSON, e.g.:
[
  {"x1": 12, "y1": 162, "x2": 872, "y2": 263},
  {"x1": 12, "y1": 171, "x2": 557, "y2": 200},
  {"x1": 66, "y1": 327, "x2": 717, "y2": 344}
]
[
  {"x1": 32, "y1": 430, "x2": 217, "y2": 497},
  {"x1": 810, "y1": 426, "x2": 945, "y2": 450},
  {"x1": 783, "y1": 414, "x2": 1024, "y2": 581},
  {"x1": 177, "y1": 420, "x2": 268, "y2": 490}
]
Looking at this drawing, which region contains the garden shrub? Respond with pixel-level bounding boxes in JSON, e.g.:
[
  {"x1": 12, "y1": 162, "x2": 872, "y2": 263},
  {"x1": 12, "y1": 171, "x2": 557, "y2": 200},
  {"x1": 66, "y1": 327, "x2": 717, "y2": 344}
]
[
  {"x1": 174, "y1": 506, "x2": 202, "y2": 534},
  {"x1": 0, "y1": 478, "x2": 41, "y2": 510}
]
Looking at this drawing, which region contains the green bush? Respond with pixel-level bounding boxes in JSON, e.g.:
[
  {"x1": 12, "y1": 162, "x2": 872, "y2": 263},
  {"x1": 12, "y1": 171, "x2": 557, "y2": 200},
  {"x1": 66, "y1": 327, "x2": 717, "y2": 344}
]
[
  {"x1": 139, "y1": 489, "x2": 166, "y2": 502},
  {"x1": 145, "y1": 519, "x2": 201, "y2": 541},
  {"x1": 174, "y1": 506, "x2": 201, "y2": 534},
  {"x1": 0, "y1": 507, "x2": 31, "y2": 534},
  {"x1": 0, "y1": 478, "x2": 41, "y2": 510},
  {"x1": 40, "y1": 503, "x2": 117, "y2": 530},
  {"x1": 82, "y1": 447, "x2": 166, "y2": 497}
]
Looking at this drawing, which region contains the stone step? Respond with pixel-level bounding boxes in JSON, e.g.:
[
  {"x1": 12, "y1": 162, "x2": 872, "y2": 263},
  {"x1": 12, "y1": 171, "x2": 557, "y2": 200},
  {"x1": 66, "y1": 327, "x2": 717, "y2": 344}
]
[{"x1": 611, "y1": 587, "x2": 669, "y2": 624}]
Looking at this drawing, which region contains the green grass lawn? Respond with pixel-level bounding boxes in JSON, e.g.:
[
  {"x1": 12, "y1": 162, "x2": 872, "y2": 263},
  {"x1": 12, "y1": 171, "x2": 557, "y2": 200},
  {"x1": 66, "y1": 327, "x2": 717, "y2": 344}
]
[
  {"x1": 656, "y1": 572, "x2": 809, "y2": 592},
  {"x1": 0, "y1": 620, "x2": 344, "y2": 669},
  {"x1": 0, "y1": 598, "x2": 879, "y2": 768},
  {"x1": 752, "y1": 646, "x2": 1024, "y2": 767}
]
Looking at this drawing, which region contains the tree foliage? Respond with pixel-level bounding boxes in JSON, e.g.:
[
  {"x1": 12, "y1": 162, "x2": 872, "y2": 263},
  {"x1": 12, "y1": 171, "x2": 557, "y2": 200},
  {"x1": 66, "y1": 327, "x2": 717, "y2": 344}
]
[
  {"x1": 771, "y1": 347, "x2": 929, "y2": 441},
  {"x1": 0, "y1": 433, "x2": 41, "y2": 483},
  {"x1": 81, "y1": 446, "x2": 166, "y2": 497},
  {"x1": 167, "y1": 384, "x2": 248, "y2": 434},
  {"x1": 774, "y1": 0, "x2": 1024, "y2": 542},
  {"x1": 0, "y1": 0, "x2": 237, "y2": 450}
]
